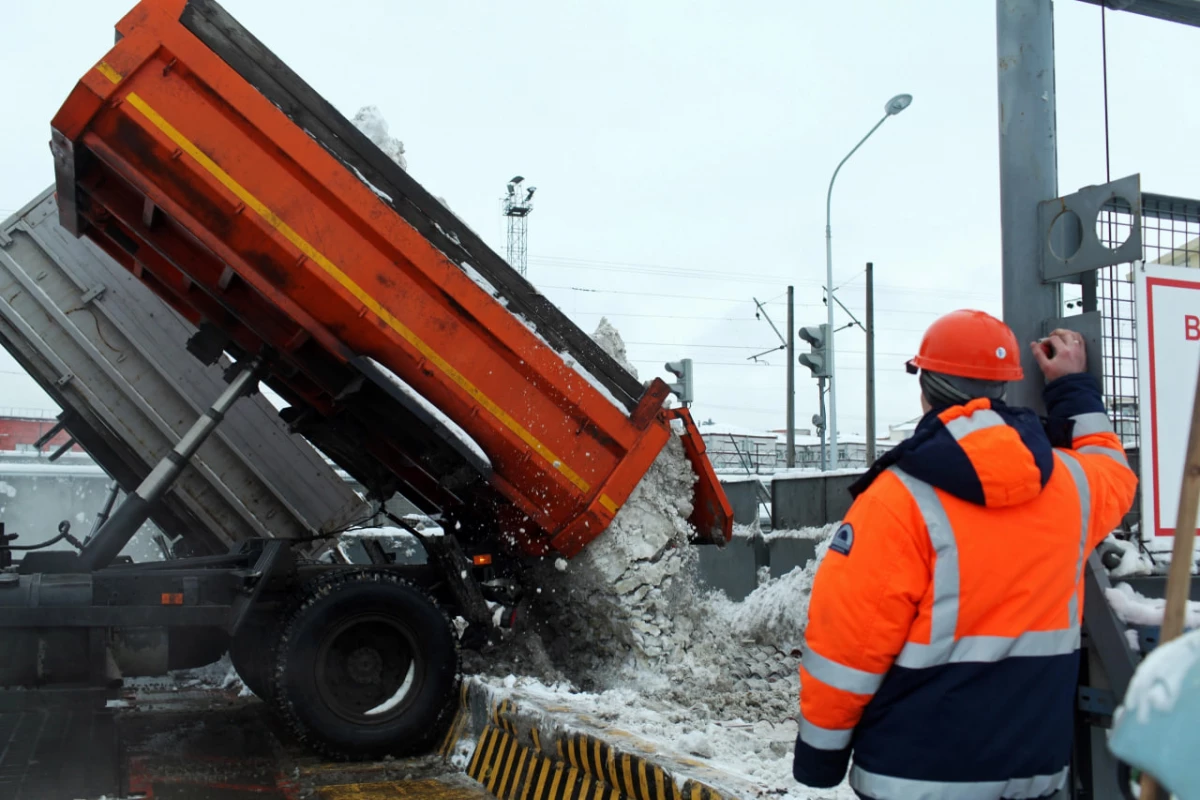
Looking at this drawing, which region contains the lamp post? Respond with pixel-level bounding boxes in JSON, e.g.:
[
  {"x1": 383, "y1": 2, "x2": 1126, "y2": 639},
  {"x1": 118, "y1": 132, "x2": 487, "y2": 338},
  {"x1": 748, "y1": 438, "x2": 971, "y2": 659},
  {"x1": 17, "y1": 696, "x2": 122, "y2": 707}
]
[{"x1": 824, "y1": 93, "x2": 912, "y2": 469}]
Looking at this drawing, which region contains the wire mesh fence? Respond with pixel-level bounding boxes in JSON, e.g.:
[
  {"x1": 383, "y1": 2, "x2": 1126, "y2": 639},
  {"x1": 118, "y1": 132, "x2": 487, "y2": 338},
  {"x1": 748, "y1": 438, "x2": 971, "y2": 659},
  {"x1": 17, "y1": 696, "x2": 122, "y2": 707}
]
[{"x1": 1095, "y1": 195, "x2": 1200, "y2": 532}]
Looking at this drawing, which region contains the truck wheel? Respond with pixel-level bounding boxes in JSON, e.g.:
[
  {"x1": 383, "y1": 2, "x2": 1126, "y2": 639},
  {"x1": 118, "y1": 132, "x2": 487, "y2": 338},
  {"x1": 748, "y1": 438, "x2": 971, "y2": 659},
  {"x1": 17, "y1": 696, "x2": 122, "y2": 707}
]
[{"x1": 271, "y1": 570, "x2": 460, "y2": 760}]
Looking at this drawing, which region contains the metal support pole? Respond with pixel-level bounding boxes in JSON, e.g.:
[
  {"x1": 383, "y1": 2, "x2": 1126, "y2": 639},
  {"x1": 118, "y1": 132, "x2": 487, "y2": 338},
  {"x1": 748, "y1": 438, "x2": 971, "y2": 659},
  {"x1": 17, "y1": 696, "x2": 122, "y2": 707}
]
[
  {"x1": 866, "y1": 262, "x2": 877, "y2": 466},
  {"x1": 77, "y1": 358, "x2": 266, "y2": 571},
  {"x1": 1081, "y1": 271, "x2": 1098, "y2": 314},
  {"x1": 826, "y1": 115, "x2": 891, "y2": 470},
  {"x1": 997, "y1": 0, "x2": 1062, "y2": 413},
  {"x1": 786, "y1": 286, "x2": 796, "y2": 468},
  {"x1": 85, "y1": 481, "x2": 121, "y2": 543},
  {"x1": 818, "y1": 377, "x2": 827, "y2": 472}
]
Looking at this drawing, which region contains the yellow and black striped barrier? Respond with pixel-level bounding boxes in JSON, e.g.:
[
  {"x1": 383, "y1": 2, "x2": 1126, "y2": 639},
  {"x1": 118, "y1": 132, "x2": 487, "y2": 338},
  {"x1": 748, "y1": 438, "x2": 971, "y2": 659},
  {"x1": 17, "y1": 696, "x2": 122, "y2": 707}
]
[{"x1": 448, "y1": 681, "x2": 735, "y2": 800}]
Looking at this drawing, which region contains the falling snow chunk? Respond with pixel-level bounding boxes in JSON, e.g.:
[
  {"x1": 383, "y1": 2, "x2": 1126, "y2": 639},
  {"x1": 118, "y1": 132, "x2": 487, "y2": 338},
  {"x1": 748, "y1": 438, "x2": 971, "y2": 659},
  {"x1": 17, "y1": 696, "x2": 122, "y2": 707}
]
[
  {"x1": 0, "y1": 481, "x2": 16, "y2": 498},
  {"x1": 554, "y1": 558, "x2": 568, "y2": 572}
]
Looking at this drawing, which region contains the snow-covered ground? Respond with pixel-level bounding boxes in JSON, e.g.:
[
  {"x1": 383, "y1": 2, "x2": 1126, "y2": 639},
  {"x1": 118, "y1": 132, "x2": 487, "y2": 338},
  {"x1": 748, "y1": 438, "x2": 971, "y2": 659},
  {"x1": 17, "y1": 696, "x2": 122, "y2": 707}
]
[
  {"x1": 492, "y1": 677, "x2": 856, "y2": 800},
  {"x1": 122, "y1": 653, "x2": 253, "y2": 699}
]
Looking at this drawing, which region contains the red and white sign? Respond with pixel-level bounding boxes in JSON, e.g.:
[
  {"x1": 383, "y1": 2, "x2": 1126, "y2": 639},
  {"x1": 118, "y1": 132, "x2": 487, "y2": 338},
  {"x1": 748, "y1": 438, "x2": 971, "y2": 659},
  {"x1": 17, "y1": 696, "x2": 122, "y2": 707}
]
[{"x1": 1136, "y1": 264, "x2": 1200, "y2": 550}]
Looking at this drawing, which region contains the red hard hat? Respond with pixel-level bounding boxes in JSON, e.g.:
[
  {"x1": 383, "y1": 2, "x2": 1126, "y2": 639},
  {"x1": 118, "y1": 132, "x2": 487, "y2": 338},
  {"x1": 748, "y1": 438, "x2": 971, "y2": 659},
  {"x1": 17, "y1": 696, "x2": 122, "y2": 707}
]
[{"x1": 907, "y1": 310, "x2": 1024, "y2": 382}]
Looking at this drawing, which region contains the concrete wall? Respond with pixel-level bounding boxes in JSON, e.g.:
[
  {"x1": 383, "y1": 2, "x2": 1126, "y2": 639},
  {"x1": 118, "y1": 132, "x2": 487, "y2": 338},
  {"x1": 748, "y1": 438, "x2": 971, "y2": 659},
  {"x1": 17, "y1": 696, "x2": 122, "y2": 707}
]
[
  {"x1": 717, "y1": 479, "x2": 762, "y2": 526},
  {"x1": 694, "y1": 532, "x2": 827, "y2": 602},
  {"x1": 771, "y1": 471, "x2": 863, "y2": 530}
]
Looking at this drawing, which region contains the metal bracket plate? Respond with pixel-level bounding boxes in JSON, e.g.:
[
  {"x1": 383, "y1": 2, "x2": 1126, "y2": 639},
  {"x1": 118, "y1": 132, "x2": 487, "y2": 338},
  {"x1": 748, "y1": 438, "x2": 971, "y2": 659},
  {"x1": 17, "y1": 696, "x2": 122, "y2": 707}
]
[
  {"x1": 1043, "y1": 311, "x2": 1104, "y2": 389},
  {"x1": 1078, "y1": 686, "x2": 1117, "y2": 717},
  {"x1": 80, "y1": 284, "x2": 106, "y2": 304},
  {"x1": 1039, "y1": 174, "x2": 1142, "y2": 282}
]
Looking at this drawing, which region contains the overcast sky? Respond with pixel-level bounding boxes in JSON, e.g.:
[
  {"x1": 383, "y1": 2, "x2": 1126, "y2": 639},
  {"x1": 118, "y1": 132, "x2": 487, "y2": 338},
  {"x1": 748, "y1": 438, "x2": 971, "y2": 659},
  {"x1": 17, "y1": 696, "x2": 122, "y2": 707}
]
[{"x1": 1, "y1": 0, "x2": 1197, "y2": 437}]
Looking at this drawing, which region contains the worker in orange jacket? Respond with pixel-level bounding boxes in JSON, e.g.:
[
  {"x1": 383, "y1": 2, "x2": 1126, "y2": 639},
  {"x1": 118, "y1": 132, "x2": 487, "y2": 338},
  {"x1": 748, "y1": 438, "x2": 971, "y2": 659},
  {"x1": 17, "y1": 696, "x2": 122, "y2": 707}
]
[{"x1": 793, "y1": 310, "x2": 1137, "y2": 800}]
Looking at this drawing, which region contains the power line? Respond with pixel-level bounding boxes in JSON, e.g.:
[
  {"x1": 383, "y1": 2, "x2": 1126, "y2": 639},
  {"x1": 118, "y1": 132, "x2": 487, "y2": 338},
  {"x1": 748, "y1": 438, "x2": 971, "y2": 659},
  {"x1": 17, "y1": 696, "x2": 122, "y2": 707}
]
[
  {"x1": 630, "y1": 359, "x2": 776, "y2": 367},
  {"x1": 542, "y1": 284, "x2": 785, "y2": 305},
  {"x1": 531, "y1": 256, "x2": 803, "y2": 286},
  {"x1": 570, "y1": 310, "x2": 929, "y2": 335},
  {"x1": 626, "y1": 341, "x2": 779, "y2": 350},
  {"x1": 545, "y1": 284, "x2": 984, "y2": 323},
  {"x1": 535, "y1": 253, "x2": 997, "y2": 300},
  {"x1": 571, "y1": 311, "x2": 760, "y2": 322}
]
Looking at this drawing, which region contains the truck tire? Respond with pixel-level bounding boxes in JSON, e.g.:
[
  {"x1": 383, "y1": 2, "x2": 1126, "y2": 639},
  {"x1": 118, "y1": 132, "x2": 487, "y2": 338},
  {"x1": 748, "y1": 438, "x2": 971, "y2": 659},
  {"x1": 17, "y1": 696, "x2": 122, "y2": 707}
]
[{"x1": 270, "y1": 569, "x2": 460, "y2": 760}]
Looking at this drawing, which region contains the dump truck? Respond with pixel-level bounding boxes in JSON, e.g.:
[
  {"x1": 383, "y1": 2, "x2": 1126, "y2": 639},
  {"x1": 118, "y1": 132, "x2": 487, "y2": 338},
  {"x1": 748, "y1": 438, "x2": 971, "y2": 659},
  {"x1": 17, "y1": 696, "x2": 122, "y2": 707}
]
[{"x1": 0, "y1": 0, "x2": 731, "y2": 761}]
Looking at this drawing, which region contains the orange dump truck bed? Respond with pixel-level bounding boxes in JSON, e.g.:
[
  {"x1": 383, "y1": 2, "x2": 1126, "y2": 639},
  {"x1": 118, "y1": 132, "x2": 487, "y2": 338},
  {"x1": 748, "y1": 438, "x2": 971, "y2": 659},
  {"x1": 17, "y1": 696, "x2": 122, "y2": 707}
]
[{"x1": 50, "y1": 0, "x2": 731, "y2": 558}]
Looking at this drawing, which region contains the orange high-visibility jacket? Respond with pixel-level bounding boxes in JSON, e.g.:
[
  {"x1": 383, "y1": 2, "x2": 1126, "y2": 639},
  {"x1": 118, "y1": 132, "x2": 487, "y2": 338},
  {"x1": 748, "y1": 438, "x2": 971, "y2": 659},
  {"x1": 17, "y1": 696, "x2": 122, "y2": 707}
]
[{"x1": 794, "y1": 373, "x2": 1137, "y2": 800}]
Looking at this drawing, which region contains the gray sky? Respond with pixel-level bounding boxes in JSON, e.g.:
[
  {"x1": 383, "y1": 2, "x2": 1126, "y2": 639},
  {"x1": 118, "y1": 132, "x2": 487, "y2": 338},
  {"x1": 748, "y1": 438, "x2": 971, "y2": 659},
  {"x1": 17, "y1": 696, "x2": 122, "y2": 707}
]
[{"x1": 1, "y1": 1, "x2": 1197, "y2": 436}]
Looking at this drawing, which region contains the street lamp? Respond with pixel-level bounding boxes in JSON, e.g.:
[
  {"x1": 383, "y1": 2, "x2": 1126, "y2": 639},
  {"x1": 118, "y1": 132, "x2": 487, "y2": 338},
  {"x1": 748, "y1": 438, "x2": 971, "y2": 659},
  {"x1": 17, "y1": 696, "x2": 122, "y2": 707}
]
[{"x1": 823, "y1": 93, "x2": 912, "y2": 469}]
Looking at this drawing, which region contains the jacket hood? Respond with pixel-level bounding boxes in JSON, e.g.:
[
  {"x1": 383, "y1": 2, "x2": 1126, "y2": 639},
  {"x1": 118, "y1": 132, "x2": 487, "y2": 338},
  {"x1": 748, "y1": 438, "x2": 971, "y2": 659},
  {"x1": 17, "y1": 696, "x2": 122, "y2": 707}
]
[{"x1": 855, "y1": 398, "x2": 1055, "y2": 508}]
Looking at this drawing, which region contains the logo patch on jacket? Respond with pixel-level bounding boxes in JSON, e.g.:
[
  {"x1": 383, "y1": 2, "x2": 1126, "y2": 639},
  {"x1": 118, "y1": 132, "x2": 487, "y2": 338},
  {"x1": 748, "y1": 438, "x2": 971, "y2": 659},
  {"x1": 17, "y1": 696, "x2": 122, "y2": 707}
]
[{"x1": 830, "y1": 523, "x2": 854, "y2": 556}]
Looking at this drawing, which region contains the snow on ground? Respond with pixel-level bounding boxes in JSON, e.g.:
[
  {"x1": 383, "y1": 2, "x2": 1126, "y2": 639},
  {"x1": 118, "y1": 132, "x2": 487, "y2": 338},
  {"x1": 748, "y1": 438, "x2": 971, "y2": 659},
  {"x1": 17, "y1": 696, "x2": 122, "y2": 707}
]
[
  {"x1": 498, "y1": 677, "x2": 856, "y2": 800},
  {"x1": 1106, "y1": 582, "x2": 1200, "y2": 629},
  {"x1": 1116, "y1": 628, "x2": 1200, "y2": 724},
  {"x1": 123, "y1": 654, "x2": 252, "y2": 698}
]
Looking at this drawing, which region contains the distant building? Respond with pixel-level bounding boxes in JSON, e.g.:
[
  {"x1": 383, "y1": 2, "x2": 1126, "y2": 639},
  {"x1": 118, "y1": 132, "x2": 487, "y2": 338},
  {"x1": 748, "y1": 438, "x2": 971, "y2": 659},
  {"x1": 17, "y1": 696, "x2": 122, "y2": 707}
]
[
  {"x1": 697, "y1": 422, "x2": 780, "y2": 474},
  {"x1": 0, "y1": 410, "x2": 80, "y2": 454},
  {"x1": 697, "y1": 422, "x2": 897, "y2": 475},
  {"x1": 1154, "y1": 236, "x2": 1200, "y2": 268}
]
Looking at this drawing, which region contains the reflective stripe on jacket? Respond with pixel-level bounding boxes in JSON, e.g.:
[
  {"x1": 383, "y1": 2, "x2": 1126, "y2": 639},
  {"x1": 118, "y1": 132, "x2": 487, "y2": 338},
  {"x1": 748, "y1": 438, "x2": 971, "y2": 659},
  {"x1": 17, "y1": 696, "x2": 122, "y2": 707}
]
[{"x1": 793, "y1": 373, "x2": 1138, "y2": 800}]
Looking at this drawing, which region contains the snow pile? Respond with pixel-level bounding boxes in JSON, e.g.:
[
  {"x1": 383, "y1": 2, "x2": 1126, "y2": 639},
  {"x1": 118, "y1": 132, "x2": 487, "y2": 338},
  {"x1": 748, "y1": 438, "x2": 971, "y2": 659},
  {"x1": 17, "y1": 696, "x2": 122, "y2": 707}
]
[
  {"x1": 352, "y1": 105, "x2": 406, "y2": 171},
  {"x1": 472, "y1": 434, "x2": 833, "y2": 723},
  {"x1": 513, "y1": 435, "x2": 702, "y2": 686},
  {"x1": 729, "y1": 540, "x2": 832, "y2": 649},
  {"x1": 591, "y1": 317, "x2": 638, "y2": 380},
  {"x1": 1116, "y1": 628, "x2": 1200, "y2": 725},
  {"x1": 1104, "y1": 535, "x2": 1157, "y2": 578},
  {"x1": 1106, "y1": 582, "x2": 1200, "y2": 629}
]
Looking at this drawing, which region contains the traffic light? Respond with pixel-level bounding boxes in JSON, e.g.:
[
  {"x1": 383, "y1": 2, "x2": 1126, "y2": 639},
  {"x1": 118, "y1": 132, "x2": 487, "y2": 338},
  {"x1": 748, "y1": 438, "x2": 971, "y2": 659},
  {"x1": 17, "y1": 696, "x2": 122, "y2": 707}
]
[
  {"x1": 798, "y1": 324, "x2": 830, "y2": 378},
  {"x1": 664, "y1": 359, "x2": 694, "y2": 405}
]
